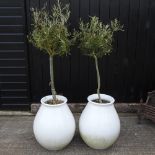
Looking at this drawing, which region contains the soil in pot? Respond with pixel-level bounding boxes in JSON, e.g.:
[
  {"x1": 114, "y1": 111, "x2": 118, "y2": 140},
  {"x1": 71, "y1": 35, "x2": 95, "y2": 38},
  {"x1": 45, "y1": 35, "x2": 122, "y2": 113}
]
[
  {"x1": 92, "y1": 99, "x2": 110, "y2": 104},
  {"x1": 45, "y1": 99, "x2": 63, "y2": 105}
]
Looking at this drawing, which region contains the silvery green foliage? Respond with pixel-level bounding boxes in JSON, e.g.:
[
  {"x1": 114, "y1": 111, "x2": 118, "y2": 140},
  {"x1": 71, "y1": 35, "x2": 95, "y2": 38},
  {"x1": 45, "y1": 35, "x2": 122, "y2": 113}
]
[
  {"x1": 73, "y1": 17, "x2": 123, "y2": 58},
  {"x1": 28, "y1": 0, "x2": 71, "y2": 56}
]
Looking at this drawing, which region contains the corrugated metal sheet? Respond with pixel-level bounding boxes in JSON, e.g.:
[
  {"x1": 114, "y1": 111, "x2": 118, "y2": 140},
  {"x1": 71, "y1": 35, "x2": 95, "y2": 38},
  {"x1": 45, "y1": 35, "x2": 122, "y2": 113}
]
[{"x1": 0, "y1": 0, "x2": 30, "y2": 108}]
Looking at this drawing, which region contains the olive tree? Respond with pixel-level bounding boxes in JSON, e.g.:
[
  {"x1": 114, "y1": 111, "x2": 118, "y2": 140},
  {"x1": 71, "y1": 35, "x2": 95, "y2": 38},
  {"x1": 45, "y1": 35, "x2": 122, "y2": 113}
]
[
  {"x1": 28, "y1": 0, "x2": 71, "y2": 104},
  {"x1": 73, "y1": 17, "x2": 123, "y2": 103}
]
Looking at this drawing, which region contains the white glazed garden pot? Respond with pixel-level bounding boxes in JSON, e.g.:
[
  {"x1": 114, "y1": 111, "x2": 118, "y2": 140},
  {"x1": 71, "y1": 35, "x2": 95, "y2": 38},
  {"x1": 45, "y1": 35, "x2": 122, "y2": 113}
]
[
  {"x1": 79, "y1": 94, "x2": 120, "y2": 149},
  {"x1": 33, "y1": 95, "x2": 76, "y2": 150}
]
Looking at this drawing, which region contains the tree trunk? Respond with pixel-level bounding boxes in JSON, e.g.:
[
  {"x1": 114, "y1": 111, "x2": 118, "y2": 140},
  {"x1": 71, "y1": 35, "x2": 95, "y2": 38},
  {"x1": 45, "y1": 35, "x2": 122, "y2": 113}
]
[
  {"x1": 49, "y1": 56, "x2": 57, "y2": 103},
  {"x1": 94, "y1": 55, "x2": 102, "y2": 103}
]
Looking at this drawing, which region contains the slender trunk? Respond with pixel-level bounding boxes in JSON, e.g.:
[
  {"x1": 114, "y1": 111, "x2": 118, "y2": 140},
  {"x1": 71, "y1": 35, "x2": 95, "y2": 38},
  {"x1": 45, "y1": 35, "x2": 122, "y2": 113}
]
[
  {"x1": 94, "y1": 55, "x2": 102, "y2": 103},
  {"x1": 49, "y1": 56, "x2": 57, "y2": 103}
]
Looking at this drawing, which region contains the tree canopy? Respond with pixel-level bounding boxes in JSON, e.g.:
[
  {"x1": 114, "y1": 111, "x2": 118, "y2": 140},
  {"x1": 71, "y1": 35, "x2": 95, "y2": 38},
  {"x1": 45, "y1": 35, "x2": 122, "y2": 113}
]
[
  {"x1": 73, "y1": 17, "x2": 123, "y2": 58},
  {"x1": 28, "y1": 0, "x2": 71, "y2": 56}
]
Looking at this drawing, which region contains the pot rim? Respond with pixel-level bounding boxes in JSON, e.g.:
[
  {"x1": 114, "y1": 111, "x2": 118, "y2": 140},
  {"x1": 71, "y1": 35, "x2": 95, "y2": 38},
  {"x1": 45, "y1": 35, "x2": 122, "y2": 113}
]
[
  {"x1": 87, "y1": 94, "x2": 115, "y2": 106},
  {"x1": 40, "y1": 95, "x2": 67, "y2": 107}
]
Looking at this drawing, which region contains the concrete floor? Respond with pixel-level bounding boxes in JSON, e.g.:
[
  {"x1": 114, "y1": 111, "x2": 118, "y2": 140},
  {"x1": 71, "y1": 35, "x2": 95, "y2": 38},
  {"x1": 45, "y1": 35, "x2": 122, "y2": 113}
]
[{"x1": 0, "y1": 114, "x2": 155, "y2": 155}]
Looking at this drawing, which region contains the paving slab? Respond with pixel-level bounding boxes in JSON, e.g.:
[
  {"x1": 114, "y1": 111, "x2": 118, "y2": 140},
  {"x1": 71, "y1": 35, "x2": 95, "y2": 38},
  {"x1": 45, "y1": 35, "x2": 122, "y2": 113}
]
[{"x1": 0, "y1": 114, "x2": 155, "y2": 155}]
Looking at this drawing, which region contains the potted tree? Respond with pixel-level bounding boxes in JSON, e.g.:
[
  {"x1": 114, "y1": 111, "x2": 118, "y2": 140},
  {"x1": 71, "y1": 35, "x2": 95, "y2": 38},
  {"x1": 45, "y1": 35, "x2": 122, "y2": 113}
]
[
  {"x1": 28, "y1": 0, "x2": 75, "y2": 150},
  {"x1": 73, "y1": 17, "x2": 123, "y2": 149}
]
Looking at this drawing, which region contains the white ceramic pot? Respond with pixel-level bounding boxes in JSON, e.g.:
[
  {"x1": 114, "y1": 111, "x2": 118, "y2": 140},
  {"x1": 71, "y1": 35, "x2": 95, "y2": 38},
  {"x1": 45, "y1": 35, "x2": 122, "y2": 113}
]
[
  {"x1": 33, "y1": 95, "x2": 76, "y2": 150},
  {"x1": 79, "y1": 94, "x2": 120, "y2": 149}
]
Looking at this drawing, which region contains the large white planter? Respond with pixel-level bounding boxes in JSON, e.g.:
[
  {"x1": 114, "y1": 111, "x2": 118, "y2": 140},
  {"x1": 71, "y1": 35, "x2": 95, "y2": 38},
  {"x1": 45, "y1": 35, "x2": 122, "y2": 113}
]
[
  {"x1": 33, "y1": 95, "x2": 76, "y2": 150},
  {"x1": 79, "y1": 94, "x2": 120, "y2": 149}
]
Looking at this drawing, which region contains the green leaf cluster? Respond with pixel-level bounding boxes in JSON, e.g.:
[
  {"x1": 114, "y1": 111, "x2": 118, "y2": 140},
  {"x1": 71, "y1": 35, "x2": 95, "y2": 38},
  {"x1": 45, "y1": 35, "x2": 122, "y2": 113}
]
[
  {"x1": 28, "y1": 0, "x2": 71, "y2": 56},
  {"x1": 73, "y1": 17, "x2": 123, "y2": 58}
]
